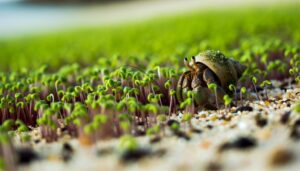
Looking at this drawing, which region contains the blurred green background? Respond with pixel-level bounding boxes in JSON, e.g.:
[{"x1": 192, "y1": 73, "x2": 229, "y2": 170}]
[{"x1": 0, "y1": 0, "x2": 299, "y2": 71}]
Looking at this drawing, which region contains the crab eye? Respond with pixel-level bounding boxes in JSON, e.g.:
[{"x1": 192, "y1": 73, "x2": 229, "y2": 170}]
[
  {"x1": 192, "y1": 56, "x2": 195, "y2": 60},
  {"x1": 184, "y1": 57, "x2": 188, "y2": 61}
]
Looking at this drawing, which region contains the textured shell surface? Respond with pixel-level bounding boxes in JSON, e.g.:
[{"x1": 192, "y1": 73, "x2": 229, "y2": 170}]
[
  {"x1": 194, "y1": 50, "x2": 238, "y2": 89},
  {"x1": 197, "y1": 50, "x2": 229, "y2": 65}
]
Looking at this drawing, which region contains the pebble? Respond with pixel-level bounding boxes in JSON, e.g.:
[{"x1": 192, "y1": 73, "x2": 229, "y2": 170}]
[
  {"x1": 280, "y1": 111, "x2": 291, "y2": 124},
  {"x1": 209, "y1": 114, "x2": 218, "y2": 121},
  {"x1": 62, "y1": 143, "x2": 74, "y2": 162},
  {"x1": 206, "y1": 161, "x2": 222, "y2": 171},
  {"x1": 269, "y1": 147, "x2": 294, "y2": 166},
  {"x1": 121, "y1": 148, "x2": 151, "y2": 162},
  {"x1": 207, "y1": 124, "x2": 214, "y2": 129},
  {"x1": 218, "y1": 136, "x2": 257, "y2": 152},
  {"x1": 174, "y1": 130, "x2": 190, "y2": 140},
  {"x1": 97, "y1": 147, "x2": 114, "y2": 156},
  {"x1": 16, "y1": 148, "x2": 39, "y2": 165},
  {"x1": 235, "y1": 106, "x2": 253, "y2": 112},
  {"x1": 191, "y1": 128, "x2": 202, "y2": 134},
  {"x1": 255, "y1": 114, "x2": 268, "y2": 128},
  {"x1": 149, "y1": 136, "x2": 161, "y2": 144},
  {"x1": 290, "y1": 119, "x2": 300, "y2": 140}
]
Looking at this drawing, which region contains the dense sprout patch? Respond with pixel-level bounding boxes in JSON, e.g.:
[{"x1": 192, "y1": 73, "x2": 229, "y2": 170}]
[{"x1": 0, "y1": 47, "x2": 299, "y2": 143}]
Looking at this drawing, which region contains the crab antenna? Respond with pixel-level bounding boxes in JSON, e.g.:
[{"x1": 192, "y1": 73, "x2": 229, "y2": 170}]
[{"x1": 184, "y1": 57, "x2": 194, "y2": 71}]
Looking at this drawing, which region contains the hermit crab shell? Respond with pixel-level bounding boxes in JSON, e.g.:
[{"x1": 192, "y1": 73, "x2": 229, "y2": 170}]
[{"x1": 193, "y1": 50, "x2": 246, "y2": 89}]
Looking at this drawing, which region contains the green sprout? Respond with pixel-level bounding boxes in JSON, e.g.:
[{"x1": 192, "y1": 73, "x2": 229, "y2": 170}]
[
  {"x1": 293, "y1": 102, "x2": 300, "y2": 113},
  {"x1": 168, "y1": 89, "x2": 176, "y2": 116},
  {"x1": 260, "y1": 80, "x2": 272, "y2": 100},
  {"x1": 118, "y1": 113, "x2": 132, "y2": 134},
  {"x1": 240, "y1": 87, "x2": 247, "y2": 106},
  {"x1": 251, "y1": 76, "x2": 261, "y2": 101},
  {"x1": 182, "y1": 112, "x2": 193, "y2": 130},
  {"x1": 0, "y1": 157, "x2": 4, "y2": 171},
  {"x1": 118, "y1": 135, "x2": 138, "y2": 152},
  {"x1": 228, "y1": 84, "x2": 237, "y2": 106},
  {"x1": 170, "y1": 121, "x2": 180, "y2": 132},
  {"x1": 223, "y1": 95, "x2": 232, "y2": 111},
  {"x1": 180, "y1": 98, "x2": 193, "y2": 109},
  {"x1": 208, "y1": 83, "x2": 219, "y2": 108},
  {"x1": 146, "y1": 124, "x2": 161, "y2": 136}
]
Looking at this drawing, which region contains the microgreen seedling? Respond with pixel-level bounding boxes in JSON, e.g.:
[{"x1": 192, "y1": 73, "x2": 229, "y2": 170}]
[
  {"x1": 119, "y1": 135, "x2": 138, "y2": 152},
  {"x1": 208, "y1": 83, "x2": 219, "y2": 109},
  {"x1": 182, "y1": 112, "x2": 193, "y2": 130},
  {"x1": 229, "y1": 84, "x2": 237, "y2": 106},
  {"x1": 251, "y1": 76, "x2": 261, "y2": 101},
  {"x1": 240, "y1": 87, "x2": 247, "y2": 106},
  {"x1": 223, "y1": 95, "x2": 232, "y2": 112},
  {"x1": 260, "y1": 80, "x2": 272, "y2": 100}
]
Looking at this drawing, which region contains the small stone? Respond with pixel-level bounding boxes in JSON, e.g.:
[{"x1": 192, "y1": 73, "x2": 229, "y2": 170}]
[
  {"x1": 16, "y1": 148, "x2": 39, "y2": 165},
  {"x1": 121, "y1": 148, "x2": 151, "y2": 162},
  {"x1": 269, "y1": 147, "x2": 294, "y2": 167},
  {"x1": 235, "y1": 106, "x2": 253, "y2": 112},
  {"x1": 133, "y1": 129, "x2": 146, "y2": 136},
  {"x1": 191, "y1": 128, "x2": 202, "y2": 134},
  {"x1": 200, "y1": 113, "x2": 207, "y2": 118},
  {"x1": 290, "y1": 119, "x2": 300, "y2": 140},
  {"x1": 264, "y1": 101, "x2": 271, "y2": 107},
  {"x1": 34, "y1": 139, "x2": 41, "y2": 144},
  {"x1": 280, "y1": 111, "x2": 290, "y2": 124},
  {"x1": 149, "y1": 136, "x2": 161, "y2": 144},
  {"x1": 174, "y1": 130, "x2": 190, "y2": 140},
  {"x1": 255, "y1": 115, "x2": 268, "y2": 128},
  {"x1": 97, "y1": 147, "x2": 114, "y2": 156},
  {"x1": 62, "y1": 143, "x2": 73, "y2": 162},
  {"x1": 209, "y1": 114, "x2": 218, "y2": 121},
  {"x1": 219, "y1": 136, "x2": 257, "y2": 152},
  {"x1": 224, "y1": 115, "x2": 232, "y2": 121},
  {"x1": 207, "y1": 124, "x2": 213, "y2": 129},
  {"x1": 206, "y1": 161, "x2": 222, "y2": 171},
  {"x1": 230, "y1": 107, "x2": 237, "y2": 112}
]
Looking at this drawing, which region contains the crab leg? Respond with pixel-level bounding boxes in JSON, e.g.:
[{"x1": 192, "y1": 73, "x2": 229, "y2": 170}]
[
  {"x1": 176, "y1": 71, "x2": 192, "y2": 104},
  {"x1": 203, "y1": 68, "x2": 226, "y2": 106}
]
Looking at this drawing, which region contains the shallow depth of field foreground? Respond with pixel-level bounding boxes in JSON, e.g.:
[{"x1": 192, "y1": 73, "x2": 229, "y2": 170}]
[{"x1": 0, "y1": 0, "x2": 300, "y2": 171}]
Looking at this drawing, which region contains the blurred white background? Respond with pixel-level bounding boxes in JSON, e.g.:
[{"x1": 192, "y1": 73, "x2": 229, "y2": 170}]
[{"x1": 0, "y1": 0, "x2": 299, "y2": 38}]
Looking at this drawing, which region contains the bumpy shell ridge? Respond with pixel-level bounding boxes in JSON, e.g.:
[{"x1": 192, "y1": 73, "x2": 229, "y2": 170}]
[{"x1": 194, "y1": 50, "x2": 238, "y2": 89}]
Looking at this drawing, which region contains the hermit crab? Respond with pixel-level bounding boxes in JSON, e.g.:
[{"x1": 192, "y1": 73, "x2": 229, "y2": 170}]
[{"x1": 176, "y1": 50, "x2": 246, "y2": 109}]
